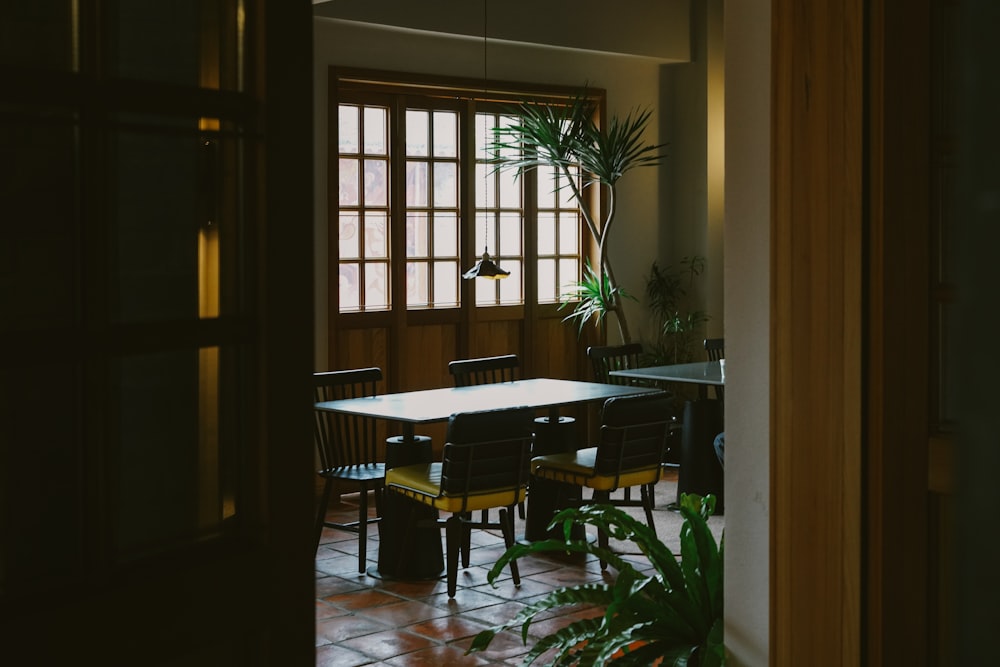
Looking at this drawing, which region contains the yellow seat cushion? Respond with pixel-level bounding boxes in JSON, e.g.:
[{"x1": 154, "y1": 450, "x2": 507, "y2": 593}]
[
  {"x1": 531, "y1": 447, "x2": 661, "y2": 491},
  {"x1": 386, "y1": 462, "x2": 526, "y2": 514}
]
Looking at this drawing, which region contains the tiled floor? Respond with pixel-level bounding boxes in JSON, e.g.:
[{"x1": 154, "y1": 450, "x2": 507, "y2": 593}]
[{"x1": 315, "y1": 469, "x2": 719, "y2": 666}]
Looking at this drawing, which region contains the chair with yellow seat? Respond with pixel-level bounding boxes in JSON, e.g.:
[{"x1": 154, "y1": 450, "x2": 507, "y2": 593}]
[
  {"x1": 529, "y1": 391, "x2": 674, "y2": 569},
  {"x1": 385, "y1": 406, "x2": 535, "y2": 598}
]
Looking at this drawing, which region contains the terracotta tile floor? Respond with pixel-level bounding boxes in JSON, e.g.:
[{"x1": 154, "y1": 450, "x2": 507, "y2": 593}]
[{"x1": 314, "y1": 469, "x2": 715, "y2": 666}]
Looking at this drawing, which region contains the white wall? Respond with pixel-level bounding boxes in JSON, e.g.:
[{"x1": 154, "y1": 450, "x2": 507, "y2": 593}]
[
  {"x1": 312, "y1": 0, "x2": 691, "y2": 62},
  {"x1": 723, "y1": 0, "x2": 771, "y2": 665},
  {"x1": 313, "y1": 17, "x2": 674, "y2": 364}
]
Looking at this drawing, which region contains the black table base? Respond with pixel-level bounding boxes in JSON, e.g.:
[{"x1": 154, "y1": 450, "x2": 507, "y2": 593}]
[
  {"x1": 376, "y1": 435, "x2": 445, "y2": 580},
  {"x1": 677, "y1": 399, "x2": 725, "y2": 513},
  {"x1": 523, "y1": 416, "x2": 588, "y2": 542}
]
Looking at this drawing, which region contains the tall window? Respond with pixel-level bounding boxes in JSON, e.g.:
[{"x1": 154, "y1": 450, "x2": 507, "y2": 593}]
[
  {"x1": 406, "y1": 105, "x2": 461, "y2": 307},
  {"x1": 333, "y1": 78, "x2": 587, "y2": 314},
  {"x1": 338, "y1": 103, "x2": 390, "y2": 310}
]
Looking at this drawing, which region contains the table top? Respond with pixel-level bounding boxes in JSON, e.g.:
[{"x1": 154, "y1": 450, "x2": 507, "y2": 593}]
[
  {"x1": 610, "y1": 360, "x2": 724, "y2": 386},
  {"x1": 314, "y1": 377, "x2": 658, "y2": 424}
]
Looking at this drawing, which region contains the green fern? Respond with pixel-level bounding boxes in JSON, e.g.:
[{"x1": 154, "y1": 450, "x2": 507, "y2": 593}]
[{"x1": 466, "y1": 495, "x2": 724, "y2": 666}]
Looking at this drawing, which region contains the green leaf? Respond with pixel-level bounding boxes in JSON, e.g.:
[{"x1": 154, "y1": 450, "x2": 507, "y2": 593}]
[{"x1": 467, "y1": 502, "x2": 725, "y2": 665}]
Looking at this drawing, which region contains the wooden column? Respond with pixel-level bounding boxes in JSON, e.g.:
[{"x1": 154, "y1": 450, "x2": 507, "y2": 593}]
[{"x1": 771, "y1": 1, "x2": 864, "y2": 664}]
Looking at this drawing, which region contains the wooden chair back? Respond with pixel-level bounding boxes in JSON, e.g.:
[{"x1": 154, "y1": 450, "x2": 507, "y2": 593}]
[
  {"x1": 439, "y1": 407, "x2": 534, "y2": 505},
  {"x1": 594, "y1": 392, "x2": 674, "y2": 481},
  {"x1": 448, "y1": 354, "x2": 519, "y2": 387},
  {"x1": 587, "y1": 343, "x2": 644, "y2": 385},
  {"x1": 313, "y1": 367, "x2": 383, "y2": 469},
  {"x1": 704, "y1": 338, "x2": 725, "y2": 362}
]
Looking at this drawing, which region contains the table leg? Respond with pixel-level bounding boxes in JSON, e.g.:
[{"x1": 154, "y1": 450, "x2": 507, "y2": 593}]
[
  {"x1": 677, "y1": 399, "x2": 725, "y2": 513},
  {"x1": 373, "y1": 429, "x2": 444, "y2": 580},
  {"x1": 523, "y1": 415, "x2": 588, "y2": 542}
]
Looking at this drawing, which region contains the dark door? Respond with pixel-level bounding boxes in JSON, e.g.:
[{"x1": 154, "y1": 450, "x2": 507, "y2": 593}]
[{"x1": 0, "y1": 3, "x2": 315, "y2": 664}]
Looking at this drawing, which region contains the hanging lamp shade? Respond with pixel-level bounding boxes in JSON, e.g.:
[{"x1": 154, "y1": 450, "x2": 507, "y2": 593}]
[{"x1": 463, "y1": 248, "x2": 509, "y2": 280}]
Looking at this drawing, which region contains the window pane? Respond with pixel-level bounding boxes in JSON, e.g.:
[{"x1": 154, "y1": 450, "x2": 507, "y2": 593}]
[
  {"x1": 474, "y1": 212, "x2": 488, "y2": 254},
  {"x1": 339, "y1": 263, "x2": 359, "y2": 309},
  {"x1": 537, "y1": 259, "x2": 557, "y2": 302},
  {"x1": 406, "y1": 110, "x2": 429, "y2": 156},
  {"x1": 114, "y1": 1, "x2": 199, "y2": 86},
  {"x1": 406, "y1": 162, "x2": 428, "y2": 206},
  {"x1": 407, "y1": 212, "x2": 429, "y2": 257},
  {"x1": 339, "y1": 214, "x2": 359, "y2": 259},
  {"x1": 475, "y1": 277, "x2": 495, "y2": 306},
  {"x1": 560, "y1": 258, "x2": 580, "y2": 293},
  {"x1": 476, "y1": 113, "x2": 489, "y2": 160},
  {"x1": 433, "y1": 213, "x2": 457, "y2": 257},
  {"x1": 499, "y1": 213, "x2": 521, "y2": 256},
  {"x1": 338, "y1": 105, "x2": 359, "y2": 153},
  {"x1": 0, "y1": 4, "x2": 74, "y2": 70},
  {"x1": 0, "y1": 117, "x2": 77, "y2": 331},
  {"x1": 498, "y1": 168, "x2": 520, "y2": 208},
  {"x1": 115, "y1": 128, "x2": 200, "y2": 323},
  {"x1": 365, "y1": 262, "x2": 388, "y2": 309},
  {"x1": 475, "y1": 163, "x2": 495, "y2": 208},
  {"x1": 498, "y1": 115, "x2": 520, "y2": 158},
  {"x1": 363, "y1": 107, "x2": 386, "y2": 155},
  {"x1": 559, "y1": 213, "x2": 579, "y2": 253},
  {"x1": 363, "y1": 159, "x2": 387, "y2": 207},
  {"x1": 433, "y1": 163, "x2": 457, "y2": 207},
  {"x1": 538, "y1": 213, "x2": 556, "y2": 255},
  {"x1": 560, "y1": 166, "x2": 580, "y2": 208},
  {"x1": 433, "y1": 111, "x2": 457, "y2": 157},
  {"x1": 499, "y1": 260, "x2": 522, "y2": 304},
  {"x1": 538, "y1": 165, "x2": 557, "y2": 208},
  {"x1": 433, "y1": 261, "x2": 458, "y2": 306},
  {"x1": 117, "y1": 349, "x2": 203, "y2": 557},
  {"x1": 364, "y1": 213, "x2": 387, "y2": 258},
  {"x1": 407, "y1": 262, "x2": 429, "y2": 306},
  {"x1": 339, "y1": 158, "x2": 359, "y2": 206}
]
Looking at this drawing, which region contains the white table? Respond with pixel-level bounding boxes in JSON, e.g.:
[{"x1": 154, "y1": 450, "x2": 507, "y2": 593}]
[
  {"x1": 316, "y1": 377, "x2": 657, "y2": 437},
  {"x1": 315, "y1": 378, "x2": 659, "y2": 578},
  {"x1": 609, "y1": 360, "x2": 724, "y2": 388}
]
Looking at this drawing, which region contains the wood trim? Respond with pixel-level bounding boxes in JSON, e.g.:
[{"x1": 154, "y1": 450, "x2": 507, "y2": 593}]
[
  {"x1": 771, "y1": 1, "x2": 864, "y2": 664},
  {"x1": 866, "y1": 1, "x2": 932, "y2": 664}
]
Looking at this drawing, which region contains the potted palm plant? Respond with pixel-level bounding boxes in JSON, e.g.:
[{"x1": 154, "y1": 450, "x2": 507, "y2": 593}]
[
  {"x1": 489, "y1": 93, "x2": 667, "y2": 344},
  {"x1": 467, "y1": 493, "x2": 725, "y2": 666},
  {"x1": 644, "y1": 255, "x2": 711, "y2": 365}
]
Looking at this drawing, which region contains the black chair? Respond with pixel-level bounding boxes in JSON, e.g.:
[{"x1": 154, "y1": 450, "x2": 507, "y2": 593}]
[
  {"x1": 703, "y1": 338, "x2": 725, "y2": 401},
  {"x1": 385, "y1": 407, "x2": 535, "y2": 597},
  {"x1": 587, "y1": 343, "x2": 680, "y2": 471},
  {"x1": 448, "y1": 353, "x2": 519, "y2": 386},
  {"x1": 448, "y1": 353, "x2": 526, "y2": 519},
  {"x1": 313, "y1": 367, "x2": 386, "y2": 573},
  {"x1": 530, "y1": 391, "x2": 674, "y2": 569},
  {"x1": 703, "y1": 338, "x2": 725, "y2": 361},
  {"x1": 587, "y1": 343, "x2": 645, "y2": 385}
]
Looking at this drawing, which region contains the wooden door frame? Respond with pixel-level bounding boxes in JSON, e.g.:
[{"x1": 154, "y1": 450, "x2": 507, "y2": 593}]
[{"x1": 771, "y1": 1, "x2": 932, "y2": 664}]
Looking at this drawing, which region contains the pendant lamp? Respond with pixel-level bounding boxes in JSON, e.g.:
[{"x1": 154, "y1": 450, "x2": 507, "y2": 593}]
[{"x1": 463, "y1": 0, "x2": 509, "y2": 281}]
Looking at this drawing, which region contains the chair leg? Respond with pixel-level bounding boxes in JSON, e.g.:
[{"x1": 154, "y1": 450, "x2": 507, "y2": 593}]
[
  {"x1": 445, "y1": 515, "x2": 462, "y2": 598},
  {"x1": 460, "y1": 512, "x2": 475, "y2": 568},
  {"x1": 593, "y1": 490, "x2": 612, "y2": 570},
  {"x1": 499, "y1": 507, "x2": 520, "y2": 586},
  {"x1": 373, "y1": 481, "x2": 384, "y2": 517},
  {"x1": 357, "y1": 482, "x2": 369, "y2": 574},
  {"x1": 314, "y1": 478, "x2": 333, "y2": 552},
  {"x1": 641, "y1": 484, "x2": 657, "y2": 536}
]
